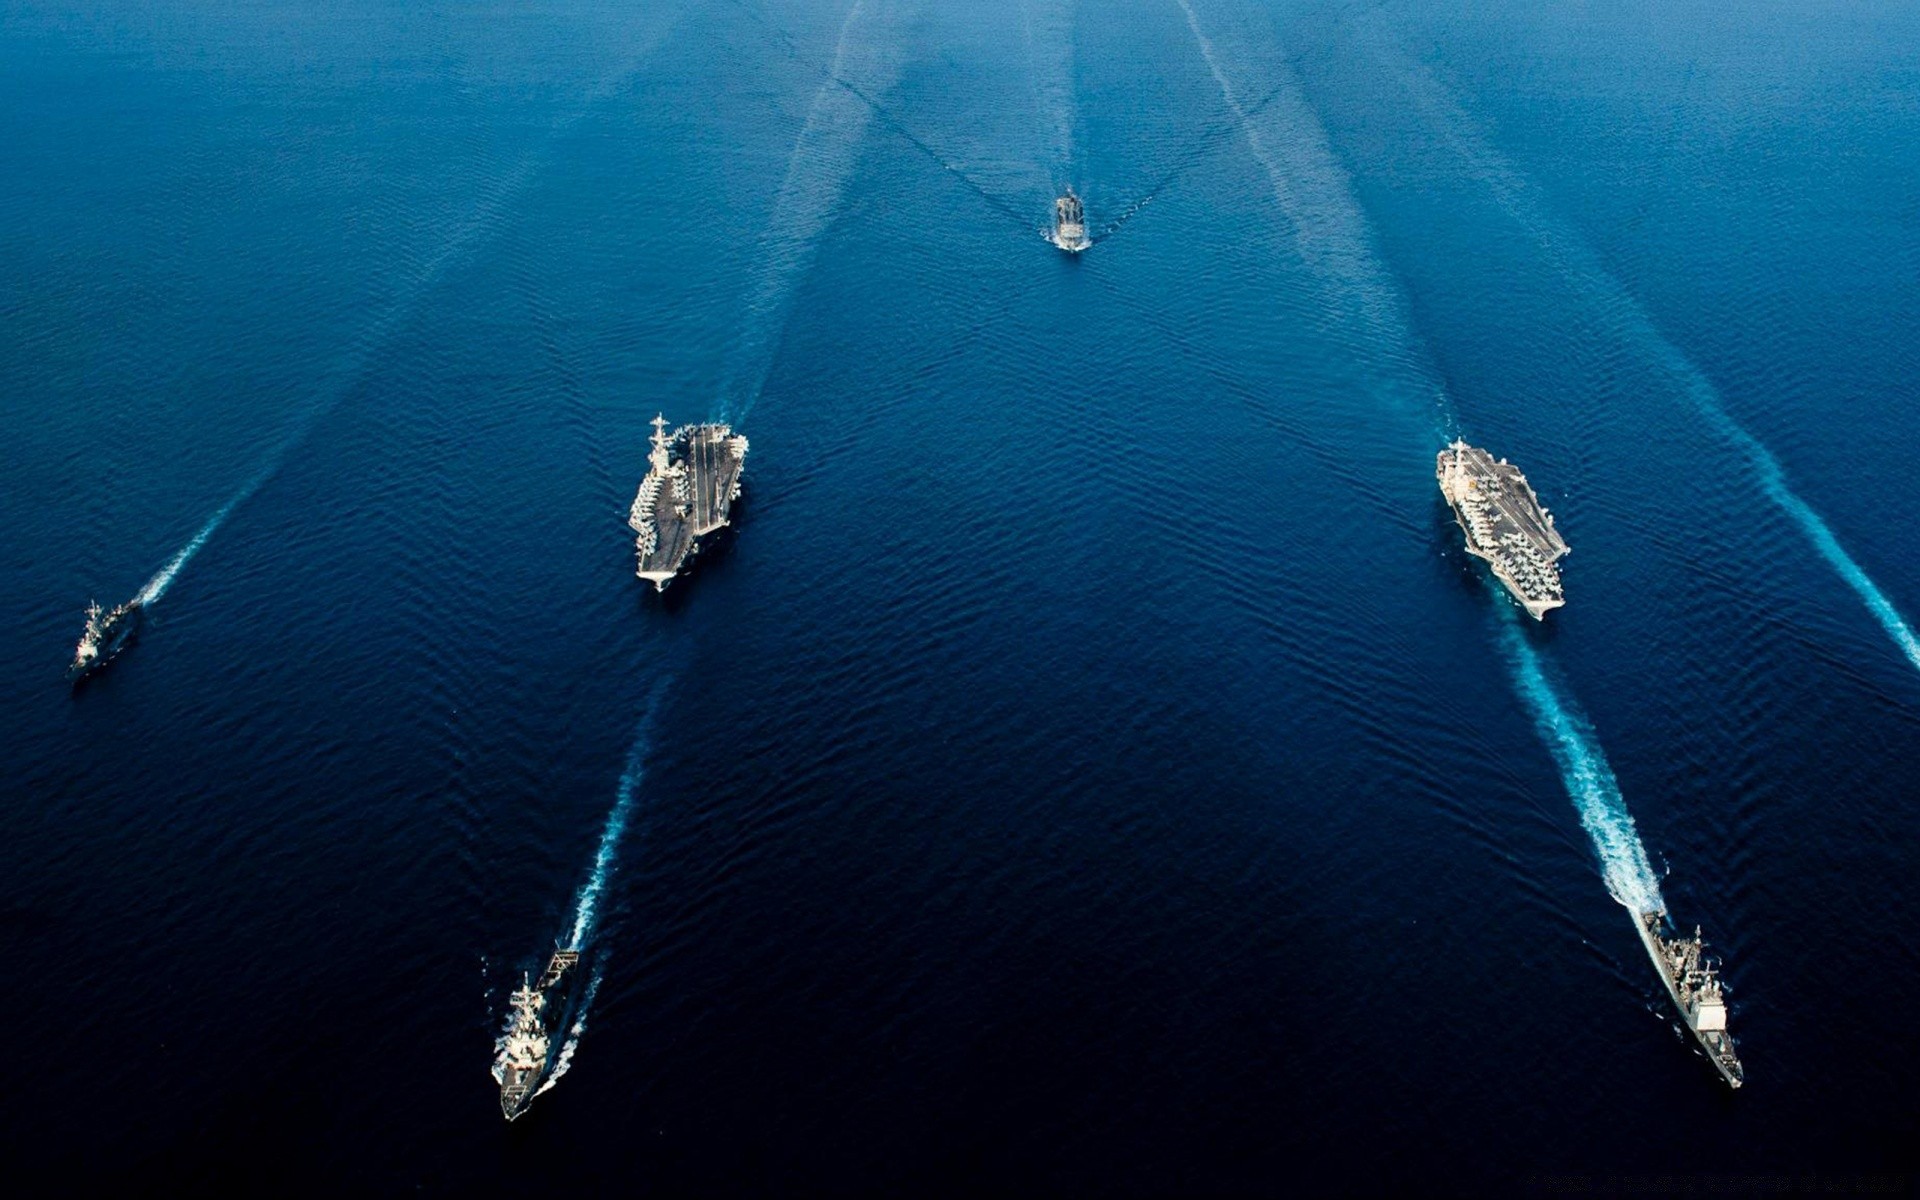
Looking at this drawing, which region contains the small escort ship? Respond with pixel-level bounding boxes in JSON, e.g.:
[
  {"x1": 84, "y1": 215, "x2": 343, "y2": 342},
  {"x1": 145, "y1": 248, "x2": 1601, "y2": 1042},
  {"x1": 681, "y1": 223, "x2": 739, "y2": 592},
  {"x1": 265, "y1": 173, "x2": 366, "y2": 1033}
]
[
  {"x1": 1050, "y1": 188, "x2": 1091, "y2": 253},
  {"x1": 494, "y1": 948, "x2": 581, "y2": 1121},
  {"x1": 628, "y1": 414, "x2": 749, "y2": 592},
  {"x1": 68, "y1": 598, "x2": 142, "y2": 682},
  {"x1": 1436, "y1": 440, "x2": 1569, "y2": 619},
  {"x1": 1633, "y1": 909, "x2": 1744, "y2": 1087}
]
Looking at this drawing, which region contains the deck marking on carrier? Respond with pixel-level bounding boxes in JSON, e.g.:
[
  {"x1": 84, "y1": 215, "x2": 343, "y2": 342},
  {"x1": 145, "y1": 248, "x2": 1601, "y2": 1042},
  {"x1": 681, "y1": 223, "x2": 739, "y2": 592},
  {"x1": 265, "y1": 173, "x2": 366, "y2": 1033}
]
[{"x1": 1359, "y1": 18, "x2": 1920, "y2": 676}]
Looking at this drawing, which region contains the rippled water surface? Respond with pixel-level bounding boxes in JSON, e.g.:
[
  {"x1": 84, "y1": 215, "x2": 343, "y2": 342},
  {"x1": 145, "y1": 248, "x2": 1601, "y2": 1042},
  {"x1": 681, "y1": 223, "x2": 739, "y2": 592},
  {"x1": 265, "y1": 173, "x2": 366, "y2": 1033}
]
[{"x1": 4, "y1": 0, "x2": 1917, "y2": 1191}]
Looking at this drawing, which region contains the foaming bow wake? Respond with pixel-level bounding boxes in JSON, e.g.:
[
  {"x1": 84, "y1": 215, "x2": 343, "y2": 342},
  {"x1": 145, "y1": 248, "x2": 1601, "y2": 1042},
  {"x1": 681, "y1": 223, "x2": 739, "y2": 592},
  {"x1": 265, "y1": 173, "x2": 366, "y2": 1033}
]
[{"x1": 493, "y1": 710, "x2": 658, "y2": 1120}]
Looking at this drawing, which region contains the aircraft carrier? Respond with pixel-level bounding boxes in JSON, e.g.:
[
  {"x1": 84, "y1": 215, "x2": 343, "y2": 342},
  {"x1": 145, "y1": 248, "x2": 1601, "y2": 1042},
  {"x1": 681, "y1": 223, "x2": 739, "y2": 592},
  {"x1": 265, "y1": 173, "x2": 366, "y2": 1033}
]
[
  {"x1": 68, "y1": 598, "x2": 142, "y2": 682},
  {"x1": 628, "y1": 415, "x2": 748, "y2": 591},
  {"x1": 494, "y1": 947, "x2": 581, "y2": 1121},
  {"x1": 1436, "y1": 440, "x2": 1569, "y2": 619},
  {"x1": 1633, "y1": 909, "x2": 1744, "y2": 1087},
  {"x1": 1050, "y1": 188, "x2": 1090, "y2": 253}
]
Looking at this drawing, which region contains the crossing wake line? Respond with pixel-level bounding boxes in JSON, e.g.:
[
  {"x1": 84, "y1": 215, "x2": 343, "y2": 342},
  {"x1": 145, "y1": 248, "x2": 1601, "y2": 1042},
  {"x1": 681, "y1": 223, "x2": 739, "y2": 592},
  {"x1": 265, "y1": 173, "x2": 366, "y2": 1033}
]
[
  {"x1": 717, "y1": 0, "x2": 917, "y2": 426},
  {"x1": 1088, "y1": 0, "x2": 1393, "y2": 248},
  {"x1": 1357, "y1": 18, "x2": 1920, "y2": 676},
  {"x1": 1169, "y1": 0, "x2": 1451, "y2": 434}
]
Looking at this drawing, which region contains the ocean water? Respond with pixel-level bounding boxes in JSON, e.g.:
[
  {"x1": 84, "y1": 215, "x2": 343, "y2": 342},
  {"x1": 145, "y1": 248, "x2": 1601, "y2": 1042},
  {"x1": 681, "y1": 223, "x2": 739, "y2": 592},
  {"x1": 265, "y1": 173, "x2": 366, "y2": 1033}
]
[{"x1": 3, "y1": 0, "x2": 1917, "y2": 1192}]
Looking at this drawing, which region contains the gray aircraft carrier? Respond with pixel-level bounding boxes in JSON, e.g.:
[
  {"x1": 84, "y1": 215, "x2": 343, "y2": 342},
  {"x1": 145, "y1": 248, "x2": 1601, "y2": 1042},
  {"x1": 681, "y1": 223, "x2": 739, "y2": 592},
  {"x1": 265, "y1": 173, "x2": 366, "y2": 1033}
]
[
  {"x1": 1436, "y1": 440, "x2": 1569, "y2": 619},
  {"x1": 628, "y1": 415, "x2": 748, "y2": 591}
]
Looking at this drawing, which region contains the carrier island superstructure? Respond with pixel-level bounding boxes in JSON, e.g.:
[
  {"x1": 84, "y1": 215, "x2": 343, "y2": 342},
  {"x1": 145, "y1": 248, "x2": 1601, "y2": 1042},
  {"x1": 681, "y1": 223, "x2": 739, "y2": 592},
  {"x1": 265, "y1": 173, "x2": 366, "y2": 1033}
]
[
  {"x1": 494, "y1": 948, "x2": 581, "y2": 1120},
  {"x1": 1436, "y1": 441, "x2": 1568, "y2": 619},
  {"x1": 1634, "y1": 910, "x2": 1744, "y2": 1087},
  {"x1": 628, "y1": 415, "x2": 748, "y2": 591}
]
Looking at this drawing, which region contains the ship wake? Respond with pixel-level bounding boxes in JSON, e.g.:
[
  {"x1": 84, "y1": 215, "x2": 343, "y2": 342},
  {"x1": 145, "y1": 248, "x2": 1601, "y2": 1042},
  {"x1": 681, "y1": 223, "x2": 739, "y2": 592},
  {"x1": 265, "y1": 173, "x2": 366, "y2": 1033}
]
[
  {"x1": 1172, "y1": 0, "x2": 1452, "y2": 436},
  {"x1": 535, "y1": 966, "x2": 603, "y2": 1097},
  {"x1": 719, "y1": 0, "x2": 910, "y2": 427},
  {"x1": 1498, "y1": 617, "x2": 1664, "y2": 915},
  {"x1": 565, "y1": 732, "x2": 652, "y2": 953},
  {"x1": 1360, "y1": 18, "x2": 1920, "y2": 676},
  {"x1": 111, "y1": 37, "x2": 681, "y2": 624},
  {"x1": 495, "y1": 699, "x2": 661, "y2": 1111},
  {"x1": 1020, "y1": 0, "x2": 1077, "y2": 188},
  {"x1": 133, "y1": 499, "x2": 238, "y2": 607}
]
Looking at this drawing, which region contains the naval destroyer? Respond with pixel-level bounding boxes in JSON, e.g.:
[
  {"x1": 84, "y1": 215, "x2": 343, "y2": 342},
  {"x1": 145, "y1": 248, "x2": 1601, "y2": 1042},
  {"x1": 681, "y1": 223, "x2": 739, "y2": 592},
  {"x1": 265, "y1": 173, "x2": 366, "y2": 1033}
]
[
  {"x1": 68, "y1": 598, "x2": 142, "y2": 682},
  {"x1": 628, "y1": 415, "x2": 748, "y2": 591},
  {"x1": 1050, "y1": 188, "x2": 1090, "y2": 253},
  {"x1": 1633, "y1": 909, "x2": 1744, "y2": 1087},
  {"x1": 494, "y1": 947, "x2": 582, "y2": 1120},
  {"x1": 1436, "y1": 441, "x2": 1569, "y2": 619}
]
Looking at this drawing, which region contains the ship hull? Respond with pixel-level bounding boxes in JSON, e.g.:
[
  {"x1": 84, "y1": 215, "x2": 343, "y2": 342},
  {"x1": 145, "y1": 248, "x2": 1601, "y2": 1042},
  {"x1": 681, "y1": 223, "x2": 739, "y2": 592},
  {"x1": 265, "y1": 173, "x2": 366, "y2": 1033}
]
[
  {"x1": 494, "y1": 950, "x2": 586, "y2": 1120},
  {"x1": 630, "y1": 421, "x2": 747, "y2": 592},
  {"x1": 1631, "y1": 911, "x2": 1743, "y2": 1088},
  {"x1": 1436, "y1": 443, "x2": 1568, "y2": 619},
  {"x1": 68, "y1": 605, "x2": 142, "y2": 683}
]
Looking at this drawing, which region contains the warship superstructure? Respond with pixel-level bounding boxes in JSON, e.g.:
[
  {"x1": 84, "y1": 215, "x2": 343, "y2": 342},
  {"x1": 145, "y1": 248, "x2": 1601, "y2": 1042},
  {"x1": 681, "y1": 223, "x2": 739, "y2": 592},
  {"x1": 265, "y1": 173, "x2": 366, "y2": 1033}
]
[
  {"x1": 1436, "y1": 441, "x2": 1569, "y2": 619},
  {"x1": 494, "y1": 948, "x2": 581, "y2": 1121},
  {"x1": 628, "y1": 415, "x2": 748, "y2": 591},
  {"x1": 1633, "y1": 910, "x2": 1744, "y2": 1087},
  {"x1": 1050, "y1": 188, "x2": 1090, "y2": 253},
  {"x1": 68, "y1": 598, "x2": 142, "y2": 682}
]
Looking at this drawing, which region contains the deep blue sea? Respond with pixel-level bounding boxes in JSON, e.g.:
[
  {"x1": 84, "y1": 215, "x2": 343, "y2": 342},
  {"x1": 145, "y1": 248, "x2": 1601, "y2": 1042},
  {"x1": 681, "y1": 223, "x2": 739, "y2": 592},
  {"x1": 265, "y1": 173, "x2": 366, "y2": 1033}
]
[{"x1": 4, "y1": 0, "x2": 1918, "y2": 1193}]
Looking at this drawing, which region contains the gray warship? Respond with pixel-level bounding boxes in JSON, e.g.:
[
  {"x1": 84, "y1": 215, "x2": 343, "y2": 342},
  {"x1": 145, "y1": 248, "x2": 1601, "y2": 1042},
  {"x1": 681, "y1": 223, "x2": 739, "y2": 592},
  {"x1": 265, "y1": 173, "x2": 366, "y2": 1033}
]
[
  {"x1": 1436, "y1": 440, "x2": 1569, "y2": 619},
  {"x1": 68, "y1": 598, "x2": 142, "y2": 682},
  {"x1": 628, "y1": 414, "x2": 749, "y2": 591},
  {"x1": 494, "y1": 948, "x2": 581, "y2": 1121},
  {"x1": 1051, "y1": 188, "x2": 1090, "y2": 253},
  {"x1": 1633, "y1": 910, "x2": 1744, "y2": 1087}
]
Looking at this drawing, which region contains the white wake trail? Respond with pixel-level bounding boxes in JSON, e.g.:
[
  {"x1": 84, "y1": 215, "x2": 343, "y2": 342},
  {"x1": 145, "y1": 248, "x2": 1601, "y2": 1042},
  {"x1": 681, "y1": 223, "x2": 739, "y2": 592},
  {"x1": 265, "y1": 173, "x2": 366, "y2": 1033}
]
[
  {"x1": 1173, "y1": 0, "x2": 1452, "y2": 434},
  {"x1": 1358, "y1": 20, "x2": 1920, "y2": 675},
  {"x1": 133, "y1": 492, "x2": 245, "y2": 605},
  {"x1": 120, "y1": 28, "x2": 685, "y2": 615},
  {"x1": 718, "y1": 0, "x2": 909, "y2": 426},
  {"x1": 565, "y1": 735, "x2": 652, "y2": 952},
  {"x1": 1498, "y1": 617, "x2": 1665, "y2": 915},
  {"x1": 1021, "y1": 0, "x2": 1078, "y2": 184}
]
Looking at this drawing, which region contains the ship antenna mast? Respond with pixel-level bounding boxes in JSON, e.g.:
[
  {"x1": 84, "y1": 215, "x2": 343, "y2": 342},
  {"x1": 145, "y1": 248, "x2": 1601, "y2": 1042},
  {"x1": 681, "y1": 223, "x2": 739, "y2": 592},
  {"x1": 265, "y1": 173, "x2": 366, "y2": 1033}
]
[{"x1": 649, "y1": 414, "x2": 672, "y2": 474}]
